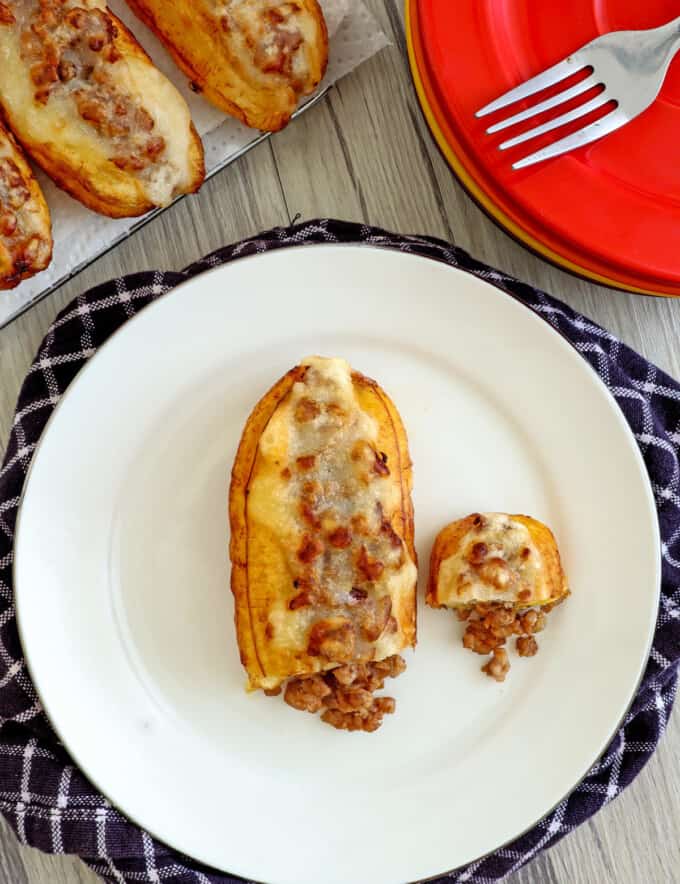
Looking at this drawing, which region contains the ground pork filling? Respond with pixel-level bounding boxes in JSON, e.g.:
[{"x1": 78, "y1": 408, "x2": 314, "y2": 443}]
[
  {"x1": 458, "y1": 597, "x2": 566, "y2": 682},
  {"x1": 276, "y1": 654, "x2": 406, "y2": 732},
  {"x1": 217, "y1": 0, "x2": 307, "y2": 86}
]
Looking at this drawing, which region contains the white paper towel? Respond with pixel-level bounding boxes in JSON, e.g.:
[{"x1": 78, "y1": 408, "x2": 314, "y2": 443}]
[{"x1": 0, "y1": 0, "x2": 389, "y2": 328}]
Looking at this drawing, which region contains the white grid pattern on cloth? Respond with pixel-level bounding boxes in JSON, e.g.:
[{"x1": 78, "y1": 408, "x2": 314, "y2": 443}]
[
  {"x1": 50, "y1": 765, "x2": 73, "y2": 854},
  {"x1": 97, "y1": 806, "x2": 127, "y2": 884},
  {"x1": 0, "y1": 219, "x2": 676, "y2": 884}
]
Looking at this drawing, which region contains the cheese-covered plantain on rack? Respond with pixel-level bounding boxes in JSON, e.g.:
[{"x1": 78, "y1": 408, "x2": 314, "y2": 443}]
[
  {"x1": 0, "y1": 0, "x2": 205, "y2": 219},
  {"x1": 0, "y1": 119, "x2": 51, "y2": 289},
  {"x1": 229, "y1": 356, "x2": 417, "y2": 731},
  {"x1": 124, "y1": 0, "x2": 328, "y2": 131}
]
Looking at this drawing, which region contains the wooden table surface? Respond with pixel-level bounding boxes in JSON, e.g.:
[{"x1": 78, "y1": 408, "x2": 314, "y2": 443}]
[{"x1": 1, "y1": 3, "x2": 678, "y2": 882}]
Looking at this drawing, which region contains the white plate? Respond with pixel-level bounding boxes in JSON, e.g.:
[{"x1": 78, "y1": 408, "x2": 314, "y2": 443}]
[{"x1": 14, "y1": 246, "x2": 659, "y2": 884}]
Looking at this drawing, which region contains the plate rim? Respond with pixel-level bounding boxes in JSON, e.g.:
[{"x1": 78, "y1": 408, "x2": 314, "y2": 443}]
[{"x1": 12, "y1": 241, "x2": 661, "y2": 883}]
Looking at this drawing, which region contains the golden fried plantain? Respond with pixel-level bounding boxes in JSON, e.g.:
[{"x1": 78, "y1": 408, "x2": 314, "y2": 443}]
[
  {"x1": 0, "y1": 119, "x2": 51, "y2": 290},
  {"x1": 229, "y1": 357, "x2": 417, "y2": 708},
  {"x1": 124, "y1": 0, "x2": 328, "y2": 132},
  {"x1": 428, "y1": 512, "x2": 569, "y2": 611}
]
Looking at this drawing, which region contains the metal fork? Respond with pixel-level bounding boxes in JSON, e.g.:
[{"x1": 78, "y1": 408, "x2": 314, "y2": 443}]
[{"x1": 476, "y1": 17, "x2": 680, "y2": 170}]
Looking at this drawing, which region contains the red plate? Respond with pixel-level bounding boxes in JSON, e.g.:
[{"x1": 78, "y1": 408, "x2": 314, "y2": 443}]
[{"x1": 408, "y1": 0, "x2": 680, "y2": 295}]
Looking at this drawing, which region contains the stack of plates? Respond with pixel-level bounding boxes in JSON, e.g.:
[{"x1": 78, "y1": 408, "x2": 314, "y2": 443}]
[{"x1": 406, "y1": 0, "x2": 680, "y2": 296}]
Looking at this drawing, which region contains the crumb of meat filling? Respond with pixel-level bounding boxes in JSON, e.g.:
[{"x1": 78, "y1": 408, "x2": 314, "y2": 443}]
[
  {"x1": 481, "y1": 647, "x2": 509, "y2": 682},
  {"x1": 282, "y1": 654, "x2": 406, "y2": 732},
  {"x1": 458, "y1": 598, "x2": 565, "y2": 682}
]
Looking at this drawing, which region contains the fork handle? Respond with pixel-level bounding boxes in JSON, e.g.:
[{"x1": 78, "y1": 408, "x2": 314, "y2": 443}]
[
  {"x1": 651, "y1": 16, "x2": 680, "y2": 65},
  {"x1": 658, "y1": 16, "x2": 680, "y2": 45}
]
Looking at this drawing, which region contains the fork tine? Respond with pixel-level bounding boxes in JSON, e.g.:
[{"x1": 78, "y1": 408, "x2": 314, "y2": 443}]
[
  {"x1": 499, "y1": 93, "x2": 611, "y2": 150},
  {"x1": 475, "y1": 55, "x2": 586, "y2": 118},
  {"x1": 513, "y1": 108, "x2": 627, "y2": 169},
  {"x1": 486, "y1": 76, "x2": 598, "y2": 134}
]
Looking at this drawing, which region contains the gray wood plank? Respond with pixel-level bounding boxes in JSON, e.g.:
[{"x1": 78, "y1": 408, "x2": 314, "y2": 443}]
[
  {"x1": 8, "y1": 848, "x2": 97, "y2": 884},
  {"x1": 0, "y1": 815, "x2": 28, "y2": 884},
  {"x1": 1, "y1": 1, "x2": 678, "y2": 882}
]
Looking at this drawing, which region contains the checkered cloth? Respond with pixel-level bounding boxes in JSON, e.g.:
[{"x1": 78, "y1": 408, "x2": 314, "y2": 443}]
[{"x1": 0, "y1": 219, "x2": 677, "y2": 884}]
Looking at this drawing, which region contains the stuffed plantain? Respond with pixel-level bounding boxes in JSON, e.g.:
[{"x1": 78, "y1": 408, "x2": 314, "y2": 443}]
[
  {"x1": 428, "y1": 513, "x2": 568, "y2": 611},
  {"x1": 0, "y1": 119, "x2": 51, "y2": 289},
  {"x1": 124, "y1": 0, "x2": 328, "y2": 132},
  {"x1": 428, "y1": 513, "x2": 569, "y2": 682},
  {"x1": 229, "y1": 357, "x2": 417, "y2": 731},
  {"x1": 0, "y1": 0, "x2": 204, "y2": 218}
]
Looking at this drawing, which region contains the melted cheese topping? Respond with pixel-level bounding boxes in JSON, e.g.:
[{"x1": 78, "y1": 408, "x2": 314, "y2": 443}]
[
  {"x1": 247, "y1": 357, "x2": 416, "y2": 683},
  {"x1": 436, "y1": 513, "x2": 547, "y2": 606},
  {"x1": 0, "y1": 0, "x2": 197, "y2": 207}
]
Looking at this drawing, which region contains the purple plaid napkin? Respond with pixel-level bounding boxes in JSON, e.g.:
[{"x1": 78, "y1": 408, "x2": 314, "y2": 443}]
[{"x1": 0, "y1": 219, "x2": 677, "y2": 884}]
